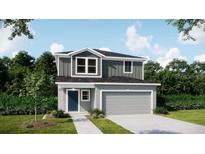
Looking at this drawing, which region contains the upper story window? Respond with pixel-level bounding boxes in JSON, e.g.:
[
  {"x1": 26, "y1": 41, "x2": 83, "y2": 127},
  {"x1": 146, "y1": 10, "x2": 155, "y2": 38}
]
[
  {"x1": 123, "y1": 61, "x2": 133, "y2": 73},
  {"x1": 76, "y1": 57, "x2": 97, "y2": 75}
]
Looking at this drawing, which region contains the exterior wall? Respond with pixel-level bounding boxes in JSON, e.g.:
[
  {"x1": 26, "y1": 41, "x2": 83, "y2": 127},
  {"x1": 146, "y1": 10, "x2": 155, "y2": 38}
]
[
  {"x1": 102, "y1": 60, "x2": 143, "y2": 79},
  {"x1": 72, "y1": 51, "x2": 101, "y2": 77},
  {"x1": 59, "y1": 57, "x2": 71, "y2": 76},
  {"x1": 57, "y1": 84, "x2": 157, "y2": 113},
  {"x1": 95, "y1": 85, "x2": 157, "y2": 112},
  {"x1": 58, "y1": 86, "x2": 66, "y2": 111},
  {"x1": 58, "y1": 52, "x2": 144, "y2": 79},
  {"x1": 57, "y1": 85, "x2": 94, "y2": 112}
]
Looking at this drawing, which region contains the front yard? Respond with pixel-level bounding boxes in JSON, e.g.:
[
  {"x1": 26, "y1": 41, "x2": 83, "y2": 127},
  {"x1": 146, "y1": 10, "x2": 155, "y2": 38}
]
[
  {"x1": 0, "y1": 115, "x2": 77, "y2": 134},
  {"x1": 165, "y1": 109, "x2": 205, "y2": 126},
  {"x1": 88, "y1": 117, "x2": 133, "y2": 134}
]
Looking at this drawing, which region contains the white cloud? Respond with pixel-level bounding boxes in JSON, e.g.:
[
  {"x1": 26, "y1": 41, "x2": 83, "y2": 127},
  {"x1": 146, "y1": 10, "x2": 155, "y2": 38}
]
[
  {"x1": 178, "y1": 23, "x2": 205, "y2": 44},
  {"x1": 194, "y1": 54, "x2": 205, "y2": 62},
  {"x1": 0, "y1": 26, "x2": 29, "y2": 57},
  {"x1": 152, "y1": 43, "x2": 166, "y2": 55},
  {"x1": 12, "y1": 51, "x2": 19, "y2": 58},
  {"x1": 49, "y1": 43, "x2": 64, "y2": 54},
  {"x1": 156, "y1": 47, "x2": 186, "y2": 67},
  {"x1": 125, "y1": 25, "x2": 152, "y2": 51},
  {"x1": 99, "y1": 47, "x2": 111, "y2": 52}
]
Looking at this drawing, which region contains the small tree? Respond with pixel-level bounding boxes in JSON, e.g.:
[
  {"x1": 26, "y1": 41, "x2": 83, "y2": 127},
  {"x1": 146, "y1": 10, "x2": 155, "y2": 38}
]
[{"x1": 24, "y1": 71, "x2": 44, "y2": 121}]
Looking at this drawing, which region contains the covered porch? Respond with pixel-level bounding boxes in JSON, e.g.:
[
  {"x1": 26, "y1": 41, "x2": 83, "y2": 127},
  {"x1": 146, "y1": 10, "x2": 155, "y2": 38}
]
[{"x1": 57, "y1": 83, "x2": 96, "y2": 113}]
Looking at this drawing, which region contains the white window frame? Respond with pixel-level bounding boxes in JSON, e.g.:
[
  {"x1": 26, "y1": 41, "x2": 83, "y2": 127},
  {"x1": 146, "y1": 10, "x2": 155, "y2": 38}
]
[
  {"x1": 81, "y1": 89, "x2": 90, "y2": 102},
  {"x1": 76, "y1": 57, "x2": 98, "y2": 75},
  {"x1": 123, "y1": 60, "x2": 133, "y2": 73}
]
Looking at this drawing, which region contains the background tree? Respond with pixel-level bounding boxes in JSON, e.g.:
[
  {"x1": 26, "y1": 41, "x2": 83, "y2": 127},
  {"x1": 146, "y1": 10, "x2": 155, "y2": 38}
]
[
  {"x1": 1, "y1": 56, "x2": 11, "y2": 68},
  {"x1": 144, "y1": 60, "x2": 162, "y2": 81},
  {"x1": 34, "y1": 51, "x2": 57, "y2": 96},
  {"x1": 6, "y1": 51, "x2": 35, "y2": 95},
  {"x1": 0, "y1": 58, "x2": 8, "y2": 92},
  {"x1": 34, "y1": 52, "x2": 57, "y2": 77},
  {"x1": 0, "y1": 19, "x2": 33, "y2": 40},
  {"x1": 166, "y1": 19, "x2": 205, "y2": 40}
]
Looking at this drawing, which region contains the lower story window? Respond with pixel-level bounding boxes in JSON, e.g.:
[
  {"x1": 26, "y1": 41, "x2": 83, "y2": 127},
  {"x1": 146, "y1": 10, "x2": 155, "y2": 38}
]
[{"x1": 81, "y1": 90, "x2": 90, "y2": 101}]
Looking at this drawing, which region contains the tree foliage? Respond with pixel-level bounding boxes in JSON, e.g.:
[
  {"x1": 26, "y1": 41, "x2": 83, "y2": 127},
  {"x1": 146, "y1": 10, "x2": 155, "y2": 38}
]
[
  {"x1": 145, "y1": 59, "x2": 205, "y2": 95},
  {"x1": 0, "y1": 59, "x2": 8, "y2": 92},
  {"x1": 0, "y1": 19, "x2": 33, "y2": 40},
  {"x1": 166, "y1": 19, "x2": 205, "y2": 40},
  {"x1": 0, "y1": 51, "x2": 57, "y2": 97}
]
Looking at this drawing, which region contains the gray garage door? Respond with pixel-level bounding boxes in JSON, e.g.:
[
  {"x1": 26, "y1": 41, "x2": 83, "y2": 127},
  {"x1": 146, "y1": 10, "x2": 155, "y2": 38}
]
[{"x1": 102, "y1": 92, "x2": 151, "y2": 115}]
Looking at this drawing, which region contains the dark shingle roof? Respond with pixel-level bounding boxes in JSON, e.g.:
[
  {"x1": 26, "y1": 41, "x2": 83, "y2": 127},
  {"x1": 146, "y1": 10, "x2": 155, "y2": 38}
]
[
  {"x1": 56, "y1": 76, "x2": 156, "y2": 84},
  {"x1": 56, "y1": 48, "x2": 145, "y2": 59},
  {"x1": 92, "y1": 49, "x2": 143, "y2": 58}
]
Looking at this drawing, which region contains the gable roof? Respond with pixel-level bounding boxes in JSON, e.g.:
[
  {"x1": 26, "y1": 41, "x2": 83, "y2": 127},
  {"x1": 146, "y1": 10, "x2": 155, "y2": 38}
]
[{"x1": 54, "y1": 48, "x2": 147, "y2": 60}]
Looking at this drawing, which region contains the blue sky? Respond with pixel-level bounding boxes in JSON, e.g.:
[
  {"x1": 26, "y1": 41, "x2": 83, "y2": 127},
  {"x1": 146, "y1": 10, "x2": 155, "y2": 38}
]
[{"x1": 0, "y1": 19, "x2": 205, "y2": 67}]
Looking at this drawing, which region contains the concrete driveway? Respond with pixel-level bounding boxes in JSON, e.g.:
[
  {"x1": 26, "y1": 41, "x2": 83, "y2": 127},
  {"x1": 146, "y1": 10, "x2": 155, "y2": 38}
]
[{"x1": 107, "y1": 114, "x2": 205, "y2": 134}]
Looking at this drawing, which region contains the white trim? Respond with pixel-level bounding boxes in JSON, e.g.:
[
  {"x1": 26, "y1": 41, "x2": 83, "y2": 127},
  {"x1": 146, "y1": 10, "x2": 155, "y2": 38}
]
[
  {"x1": 71, "y1": 55, "x2": 73, "y2": 76},
  {"x1": 75, "y1": 57, "x2": 98, "y2": 75},
  {"x1": 99, "y1": 89, "x2": 154, "y2": 114},
  {"x1": 56, "y1": 82, "x2": 161, "y2": 86},
  {"x1": 57, "y1": 56, "x2": 60, "y2": 76},
  {"x1": 123, "y1": 60, "x2": 133, "y2": 73},
  {"x1": 94, "y1": 88, "x2": 97, "y2": 108},
  {"x1": 142, "y1": 62, "x2": 144, "y2": 80},
  {"x1": 66, "y1": 89, "x2": 80, "y2": 112},
  {"x1": 80, "y1": 89, "x2": 90, "y2": 102},
  {"x1": 68, "y1": 48, "x2": 105, "y2": 57}
]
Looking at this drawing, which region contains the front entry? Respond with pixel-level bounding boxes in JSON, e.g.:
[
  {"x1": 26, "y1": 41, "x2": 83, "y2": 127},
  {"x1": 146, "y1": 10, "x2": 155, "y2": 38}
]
[{"x1": 68, "y1": 91, "x2": 78, "y2": 111}]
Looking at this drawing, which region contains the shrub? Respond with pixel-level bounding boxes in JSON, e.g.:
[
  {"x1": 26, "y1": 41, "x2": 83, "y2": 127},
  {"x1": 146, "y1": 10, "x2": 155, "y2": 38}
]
[
  {"x1": 90, "y1": 109, "x2": 104, "y2": 118},
  {"x1": 52, "y1": 110, "x2": 70, "y2": 118},
  {"x1": 91, "y1": 113, "x2": 98, "y2": 119},
  {"x1": 51, "y1": 110, "x2": 57, "y2": 117},
  {"x1": 0, "y1": 95, "x2": 57, "y2": 115},
  {"x1": 98, "y1": 114, "x2": 104, "y2": 118},
  {"x1": 154, "y1": 107, "x2": 168, "y2": 114},
  {"x1": 157, "y1": 94, "x2": 205, "y2": 111}
]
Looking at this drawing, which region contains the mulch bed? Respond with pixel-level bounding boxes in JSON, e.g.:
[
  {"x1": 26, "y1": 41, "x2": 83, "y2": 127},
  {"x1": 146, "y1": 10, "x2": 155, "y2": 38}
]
[{"x1": 22, "y1": 120, "x2": 56, "y2": 129}]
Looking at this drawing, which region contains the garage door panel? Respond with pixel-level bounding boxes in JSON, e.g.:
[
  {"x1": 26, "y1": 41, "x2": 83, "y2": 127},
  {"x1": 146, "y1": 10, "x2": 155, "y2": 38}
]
[{"x1": 102, "y1": 92, "x2": 151, "y2": 115}]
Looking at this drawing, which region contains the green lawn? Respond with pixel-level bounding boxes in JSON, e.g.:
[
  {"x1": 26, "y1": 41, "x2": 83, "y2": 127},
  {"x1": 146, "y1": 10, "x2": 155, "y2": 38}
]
[
  {"x1": 0, "y1": 115, "x2": 77, "y2": 134},
  {"x1": 165, "y1": 109, "x2": 205, "y2": 126},
  {"x1": 89, "y1": 117, "x2": 133, "y2": 134}
]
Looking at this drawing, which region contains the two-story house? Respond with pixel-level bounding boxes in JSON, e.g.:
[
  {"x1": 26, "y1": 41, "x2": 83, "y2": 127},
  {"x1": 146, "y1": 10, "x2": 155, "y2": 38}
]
[{"x1": 54, "y1": 48, "x2": 160, "y2": 115}]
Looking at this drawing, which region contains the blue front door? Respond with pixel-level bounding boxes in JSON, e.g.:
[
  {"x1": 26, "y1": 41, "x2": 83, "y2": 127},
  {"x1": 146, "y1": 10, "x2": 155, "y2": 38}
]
[{"x1": 68, "y1": 91, "x2": 78, "y2": 111}]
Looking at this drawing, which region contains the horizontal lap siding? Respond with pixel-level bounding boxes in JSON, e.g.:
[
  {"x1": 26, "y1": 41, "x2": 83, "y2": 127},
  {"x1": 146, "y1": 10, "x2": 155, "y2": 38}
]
[{"x1": 102, "y1": 92, "x2": 151, "y2": 115}]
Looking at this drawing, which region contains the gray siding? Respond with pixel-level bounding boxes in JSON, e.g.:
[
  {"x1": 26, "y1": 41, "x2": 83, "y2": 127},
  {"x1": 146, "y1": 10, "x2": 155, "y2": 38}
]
[
  {"x1": 72, "y1": 51, "x2": 101, "y2": 77},
  {"x1": 102, "y1": 92, "x2": 151, "y2": 115},
  {"x1": 102, "y1": 60, "x2": 142, "y2": 79},
  {"x1": 57, "y1": 86, "x2": 66, "y2": 111},
  {"x1": 79, "y1": 89, "x2": 94, "y2": 112},
  {"x1": 57, "y1": 84, "x2": 157, "y2": 114},
  {"x1": 59, "y1": 58, "x2": 71, "y2": 76}
]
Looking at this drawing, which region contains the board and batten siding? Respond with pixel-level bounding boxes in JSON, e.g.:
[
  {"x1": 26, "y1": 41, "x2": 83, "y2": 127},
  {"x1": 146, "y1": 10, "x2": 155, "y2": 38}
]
[
  {"x1": 72, "y1": 51, "x2": 101, "y2": 77},
  {"x1": 102, "y1": 60, "x2": 143, "y2": 79},
  {"x1": 59, "y1": 57, "x2": 71, "y2": 76}
]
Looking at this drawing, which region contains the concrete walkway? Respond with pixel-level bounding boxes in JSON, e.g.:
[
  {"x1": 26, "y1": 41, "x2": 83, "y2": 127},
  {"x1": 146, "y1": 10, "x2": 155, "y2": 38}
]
[
  {"x1": 70, "y1": 112, "x2": 102, "y2": 134},
  {"x1": 108, "y1": 114, "x2": 205, "y2": 134}
]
